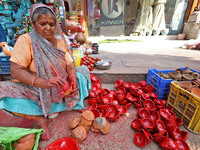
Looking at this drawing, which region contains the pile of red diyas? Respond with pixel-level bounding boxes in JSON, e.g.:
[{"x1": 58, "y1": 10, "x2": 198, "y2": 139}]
[
  {"x1": 88, "y1": 74, "x2": 131, "y2": 122},
  {"x1": 81, "y1": 54, "x2": 96, "y2": 71},
  {"x1": 87, "y1": 74, "x2": 190, "y2": 149},
  {"x1": 129, "y1": 84, "x2": 190, "y2": 149}
]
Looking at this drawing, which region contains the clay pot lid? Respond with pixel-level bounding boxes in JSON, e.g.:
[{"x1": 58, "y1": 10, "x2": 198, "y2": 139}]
[
  {"x1": 131, "y1": 118, "x2": 141, "y2": 131},
  {"x1": 100, "y1": 122, "x2": 110, "y2": 134},
  {"x1": 114, "y1": 79, "x2": 124, "y2": 88},
  {"x1": 182, "y1": 74, "x2": 193, "y2": 81},
  {"x1": 87, "y1": 98, "x2": 97, "y2": 105},
  {"x1": 137, "y1": 108, "x2": 150, "y2": 119},
  {"x1": 176, "y1": 139, "x2": 190, "y2": 150},
  {"x1": 134, "y1": 132, "x2": 148, "y2": 147},
  {"x1": 117, "y1": 87, "x2": 126, "y2": 94},
  {"x1": 126, "y1": 93, "x2": 137, "y2": 102},
  {"x1": 191, "y1": 88, "x2": 200, "y2": 98},
  {"x1": 72, "y1": 126, "x2": 87, "y2": 142},
  {"x1": 45, "y1": 137, "x2": 80, "y2": 150},
  {"x1": 156, "y1": 120, "x2": 166, "y2": 134},
  {"x1": 82, "y1": 110, "x2": 95, "y2": 121},
  {"x1": 183, "y1": 67, "x2": 193, "y2": 74},
  {"x1": 192, "y1": 72, "x2": 200, "y2": 79},
  {"x1": 159, "y1": 138, "x2": 179, "y2": 150},
  {"x1": 117, "y1": 105, "x2": 128, "y2": 115},
  {"x1": 70, "y1": 117, "x2": 81, "y2": 129},
  {"x1": 124, "y1": 82, "x2": 132, "y2": 90},
  {"x1": 102, "y1": 96, "x2": 113, "y2": 104}
]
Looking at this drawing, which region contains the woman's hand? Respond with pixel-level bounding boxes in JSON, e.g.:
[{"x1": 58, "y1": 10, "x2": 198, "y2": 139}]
[
  {"x1": 41, "y1": 77, "x2": 66, "y2": 89},
  {"x1": 66, "y1": 82, "x2": 77, "y2": 97}
]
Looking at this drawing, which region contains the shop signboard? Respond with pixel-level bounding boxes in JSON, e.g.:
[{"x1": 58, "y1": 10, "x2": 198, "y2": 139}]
[{"x1": 100, "y1": 0, "x2": 124, "y2": 26}]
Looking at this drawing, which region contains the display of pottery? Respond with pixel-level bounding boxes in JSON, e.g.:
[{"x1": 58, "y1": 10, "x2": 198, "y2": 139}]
[{"x1": 158, "y1": 67, "x2": 200, "y2": 81}]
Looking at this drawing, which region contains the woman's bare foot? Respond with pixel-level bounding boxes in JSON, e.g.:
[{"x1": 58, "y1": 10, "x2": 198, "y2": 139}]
[{"x1": 37, "y1": 119, "x2": 50, "y2": 141}]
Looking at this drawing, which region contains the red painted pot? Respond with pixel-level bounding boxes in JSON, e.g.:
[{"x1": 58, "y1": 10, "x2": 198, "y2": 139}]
[
  {"x1": 114, "y1": 79, "x2": 124, "y2": 88},
  {"x1": 130, "y1": 83, "x2": 141, "y2": 92},
  {"x1": 96, "y1": 93, "x2": 103, "y2": 104},
  {"x1": 134, "y1": 100, "x2": 143, "y2": 109},
  {"x1": 107, "y1": 93, "x2": 115, "y2": 100},
  {"x1": 154, "y1": 99, "x2": 167, "y2": 106},
  {"x1": 112, "y1": 100, "x2": 119, "y2": 106},
  {"x1": 102, "y1": 96, "x2": 113, "y2": 104},
  {"x1": 137, "y1": 81, "x2": 147, "y2": 88},
  {"x1": 119, "y1": 99, "x2": 128, "y2": 105},
  {"x1": 106, "y1": 109, "x2": 120, "y2": 122},
  {"x1": 126, "y1": 93, "x2": 137, "y2": 103},
  {"x1": 99, "y1": 110, "x2": 107, "y2": 118},
  {"x1": 131, "y1": 118, "x2": 142, "y2": 131},
  {"x1": 181, "y1": 131, "x2": 189, "y2": 141},
  {"x1": 148, "y1": 92, "x2": 158, "y2": 98},
  {"x1": 99, "y1": 88, "x2": 109, "y2": 96},
  {"x1": 159, "y1": 138, "x2": 179, "y2": 150},
  {"x1": 152, "y1": 132, "x2": 166, "y2": 144},
  {"x1": 156, "y1": 119, "x2": 166, "y2": 134},
  {"x1": 175, "y1": 118, "x2": 183, "y2": 127},
  {"x1": 176, "y1": 139, "x2": 190, "y2": 150},
  {"x1": 117, "y1": 87, "x2": 126, "y2": 94},
  {"x1": 126, "y1": 102, "x2": 131, "y2": 108},
  {"x1": 138, "y1": 129, "x2": 153, "y2": 144},
  {"x1": 141, "y1": 93, "x2": 150, "y2": 100},
  {"x1": 106, "y1": 104, "x2": 118, "y2": 113},
  {"x1": 45, "y1": 137, "x2": 80, "y2": 150},
  {"x1": 149, "y1": 111, "x2": 160, "y2": 122},
  {"x1": 117, "y1": 105, "x2": 127, "y2": 115},
  {"x1": 115, "y1": 93, "x2": 126, "y2": 102},
  {"x1": 90, "y1": 73, "x2": 98, "y2": 82},
  {"x1": 91, "y1": 85, "x2": 99, "y2": 92},
  {"x1": 137, "y1": 108, "x2": 150, "y2": 119},
  {"x1": 124, "y1": 82, "x2": 132, "y2": 90},
  {"x1": 140, "y1": 118, "x2": 155, "y2": 131},
  {"x1": 88, "y1": 104, "x2": 97, "y2": 111},
  {"x1": 89, "y1": 91, "x2": 97, "y2": 98},
  {"x1": 169, "y1": 126, "x2": 181, "y2": 141},
  {"x1": 97, "y1": 104, "x2": 107, "y2": 110},
  {"x1": 135, "y1": 89, "x2": 144, "y2": 97},
  {"x1": 143, "y1": 100, "x2": 156, "y2": 111},
  {"x1": 134, "y1": 132, "x2": 148, "y2": 147},
  {"x1": 95, "y1": 80, "x2": 102, "y2": 89},
  {"x1": 159, "y1": 109, "x2": 171, "y2": 121},
  {"x1": 91, "y1": 109, "x2": 100, "y2": 118},
  {"x1": 109, "y1": 90, "x2": 116, "y2": 94},
  {"x1": 87, "y1": 98, "x2": 97, "y2": 105}
]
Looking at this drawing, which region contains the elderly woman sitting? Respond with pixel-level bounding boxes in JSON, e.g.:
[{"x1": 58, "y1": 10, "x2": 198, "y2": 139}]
[{"x1": 0, "y1": 4, "x2": 91, "y2": 141}]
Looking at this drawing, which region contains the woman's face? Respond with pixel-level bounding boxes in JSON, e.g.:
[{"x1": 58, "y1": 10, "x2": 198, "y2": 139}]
[{"x1": 34, "y1": 13, "x2": 56, "y2": 42}]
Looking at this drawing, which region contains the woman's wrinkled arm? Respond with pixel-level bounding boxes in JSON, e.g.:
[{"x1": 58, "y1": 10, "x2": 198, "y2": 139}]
[{"x1": 11, "y1": 62, "x2": 65, "y2": 89}]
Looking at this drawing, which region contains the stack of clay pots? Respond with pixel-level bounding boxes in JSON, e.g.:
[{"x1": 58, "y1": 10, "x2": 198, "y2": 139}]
[
  {"x1": 70, "y1": 110, "x2": 110, "y2": 142},
  {"x1": 158, "y1": 67, "x2": 199, "y2": 81}
]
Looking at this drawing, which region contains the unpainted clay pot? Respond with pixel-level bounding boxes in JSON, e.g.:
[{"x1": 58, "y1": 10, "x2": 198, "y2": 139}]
[
  {"x1": 91, "y1": 124, "x2": 101, "y2": 133},
  {"x1": 93, "y1": 117, "x2": 107, "y2": 130},
  {"x1": 100, "y1": 122, "x2": 110, "y2": 134},
  {"x1": 191, "y1": 88, "x2": 200, "y2": 98},
  {"x1": 183, "y1": 67, "x2": 193, "y2": 74},
  {"x1": 82, "y1": 110, "x2": 95, "y2": 121},
  {"x1": 177, "y1": 81, "x2": 192, "y2": 90},
  {"x1": 70, "y1": 117, "x2": 81, "y2": 129},
  {"x1": 182, "y1": 74, "x2": 193, "y2": 81},
  {"x1": 192, "y1": 72, "x2": 200, "y2": 80},
  {"x1": 174, "y1": 71, "x2": 182, "y2": 81},
  {"x1": 72, "y1": 126, "x2": 87, "y2": 142},
  {"x1": 80, "y1": 116, "x2": 93, "y2": 126},
  {"x1": 78, "y1": 124, "x2": 90, "y2": 131}
]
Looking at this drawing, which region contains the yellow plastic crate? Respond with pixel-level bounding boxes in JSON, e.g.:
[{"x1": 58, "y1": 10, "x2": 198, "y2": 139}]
[{"x1": 167, "y1": 81, "x2": 200, "y2": 134}]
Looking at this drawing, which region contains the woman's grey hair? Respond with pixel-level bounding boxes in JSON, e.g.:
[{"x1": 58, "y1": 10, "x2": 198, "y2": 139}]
[{"x1": 32, "y1": 7, "x2": 56, "y2": 24}]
